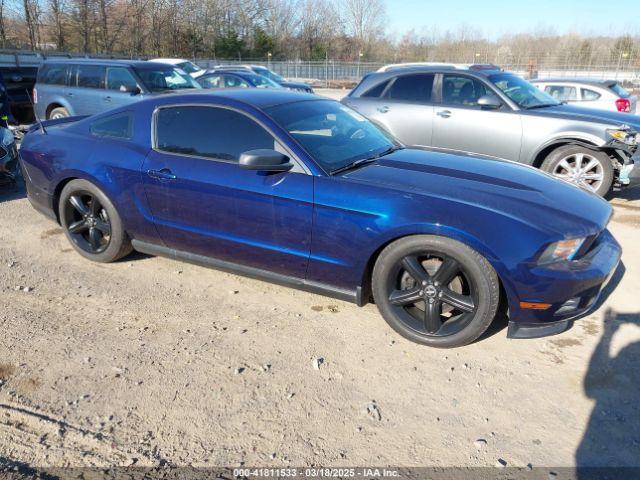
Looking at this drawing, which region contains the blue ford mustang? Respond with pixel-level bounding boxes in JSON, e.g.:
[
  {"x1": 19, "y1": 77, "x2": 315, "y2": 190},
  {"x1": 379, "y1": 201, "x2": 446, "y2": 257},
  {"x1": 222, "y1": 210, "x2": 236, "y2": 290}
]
[{"x1": 19, "y1": 90, "x2": 621, "y2": 348}]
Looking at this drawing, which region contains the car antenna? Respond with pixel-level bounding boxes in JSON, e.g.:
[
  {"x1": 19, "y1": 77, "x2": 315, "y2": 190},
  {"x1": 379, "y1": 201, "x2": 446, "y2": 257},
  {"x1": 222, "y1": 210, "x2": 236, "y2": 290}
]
[{"x1": 26, "y1": 89, "x2": 47, "y2": 135}]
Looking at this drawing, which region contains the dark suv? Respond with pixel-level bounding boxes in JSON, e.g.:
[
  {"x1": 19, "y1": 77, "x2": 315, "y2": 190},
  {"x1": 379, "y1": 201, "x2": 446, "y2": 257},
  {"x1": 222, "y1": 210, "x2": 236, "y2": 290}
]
[
  {"x1": 343, "y1": 64, "x2": 639, "y2": 196},
  {"x1": 34, "y1": 59, "x2": 200, "y2": 120}
]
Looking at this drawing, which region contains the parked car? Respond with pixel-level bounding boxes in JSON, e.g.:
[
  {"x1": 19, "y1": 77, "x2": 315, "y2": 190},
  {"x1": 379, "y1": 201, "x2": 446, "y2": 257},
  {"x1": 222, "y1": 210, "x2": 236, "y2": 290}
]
[
  {"x1": 33, "y1": 59, "x2": 200, "y2": 120},
  {"x1": 343, "y1": 64, "x2": 640, "y2": 196},
  {"x1": 214, "y1": 65, "x2": 314, "y2": 93},
  {"x1": 531, "y1": 78, "x2": 638, "y2": 114},
  {"x1": 0, "y1": 66, "x2": 38, "y2": 124},
  {"x1": 196, "y1": 70, "x2": 283, "y2": 90},
  {"x1": 0, "y1": 125, "x2": 19, "y2": 183},
  {"x1": 148, "y1": 58, "x2": 206, "y2": 78},
  {"x1": 20, "y1": 90, "x2": 621, "y2": 348}
]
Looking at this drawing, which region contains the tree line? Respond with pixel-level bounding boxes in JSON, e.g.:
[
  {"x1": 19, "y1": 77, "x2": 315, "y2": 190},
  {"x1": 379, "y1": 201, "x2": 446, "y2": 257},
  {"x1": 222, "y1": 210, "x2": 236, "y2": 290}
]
[{"x1": 0, "y1": 0, "x2": 639, "y2": 68}]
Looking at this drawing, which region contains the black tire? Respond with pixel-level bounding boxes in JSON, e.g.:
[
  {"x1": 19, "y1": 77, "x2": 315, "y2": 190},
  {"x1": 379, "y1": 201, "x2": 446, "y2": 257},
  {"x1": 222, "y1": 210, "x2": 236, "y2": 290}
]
[
  {"x1": 540, "y1": 145, "x2": 613, "y2": 197},
  {"x1": 372, "y1": 235, "x2": 500, "y2": 348},
  {"x1": 58, "y1": 179, "x2": 132, "y2": 263},
  {"x1": 48, "y1": 107, "x2": 69, "y2": 120}
]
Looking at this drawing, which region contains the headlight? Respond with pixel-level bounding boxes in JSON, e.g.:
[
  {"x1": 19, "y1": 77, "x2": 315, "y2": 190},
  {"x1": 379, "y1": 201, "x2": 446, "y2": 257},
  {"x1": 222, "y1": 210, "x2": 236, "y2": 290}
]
[
  {"x1": 538, "y1": 238, "x2": 586, "y2": 264},
  {"x1": 1, "y1": 127, "x2": 14, "y2": 146},
  {"x1": 607, "y1": 128, "x2": 638, "y2": 146}
]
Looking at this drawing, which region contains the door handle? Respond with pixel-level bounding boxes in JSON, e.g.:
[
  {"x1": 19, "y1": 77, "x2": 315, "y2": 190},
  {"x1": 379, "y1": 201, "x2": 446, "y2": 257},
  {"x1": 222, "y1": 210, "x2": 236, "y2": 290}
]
[
  {"x1": 147, "y1": 168, "x2": 177, "y2": 180},
  {"x1": 104, "y1": 96, "x2": 112, "y2": 102},
  {"x1": 437, "y1": 110, "x2": 452, "y2": 118},
  {"x1": 377, "y1": 105, "x2": 390, "y2": 113},
  {"x1": 66, "y1": 92, "x2": 73, "y2": 97}
]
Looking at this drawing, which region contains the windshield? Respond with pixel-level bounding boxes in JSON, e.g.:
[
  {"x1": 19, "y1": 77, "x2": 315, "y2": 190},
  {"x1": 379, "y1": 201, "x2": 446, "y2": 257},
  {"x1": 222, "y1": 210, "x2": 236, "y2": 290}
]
[
  {"x1": 254, "y1": 67, "x2": 285, "y2": 84},
  {"x1": 489, "y1": 73, "x2": 560, "y2": 109},
  {"x1": 177, "y1": 61, "x2": 202, "y2": 74},
  {"x1": 266, "y1": 100, "x2": 395, "y2": 173},
  {"x1": 135, "y1": 67, "x2": 201, "y2": 92},
  {"x1": 247, "y1": 73, "x2": 283, "y2": 89}
]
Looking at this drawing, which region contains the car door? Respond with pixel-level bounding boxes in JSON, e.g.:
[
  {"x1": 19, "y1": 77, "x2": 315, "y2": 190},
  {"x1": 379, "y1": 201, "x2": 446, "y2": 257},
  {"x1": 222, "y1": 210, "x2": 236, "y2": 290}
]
[
  {"x1": 104, "y1": 66, "x2": 143, "y2": 109},
  {"x1": 346, "y1": 73, "x2": 435, "y2": 146},
  {"x1": 142, "y1": 104, "x2": 313, "y2": 278},
  {"x1": 69, "y1": 64, "x2": 107, "y2": 116},
  {"x1": 432, "y1": 73, "x2": 523, "y2": 161}
]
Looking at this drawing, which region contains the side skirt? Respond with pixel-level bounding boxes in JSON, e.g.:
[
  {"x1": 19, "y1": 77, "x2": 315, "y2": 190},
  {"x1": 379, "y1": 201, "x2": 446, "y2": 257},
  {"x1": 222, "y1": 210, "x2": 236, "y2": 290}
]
[{"x1": 131, "y1": 239, "x2": 364, "y2": 306}]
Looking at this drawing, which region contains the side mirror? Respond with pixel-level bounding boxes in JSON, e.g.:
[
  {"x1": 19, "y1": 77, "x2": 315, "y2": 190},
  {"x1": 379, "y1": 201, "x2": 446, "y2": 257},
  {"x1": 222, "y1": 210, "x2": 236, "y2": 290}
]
[
  {"x1": 239, "y1": 149, "x2": 294, "y2": 172},
  {"x1": 477, "y1": 94, "x2": 502, "y2": 110}
]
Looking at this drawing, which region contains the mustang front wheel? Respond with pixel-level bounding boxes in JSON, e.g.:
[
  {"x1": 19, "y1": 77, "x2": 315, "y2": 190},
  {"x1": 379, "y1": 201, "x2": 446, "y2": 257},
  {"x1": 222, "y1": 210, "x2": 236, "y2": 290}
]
[
  {"x1": 59, "y1": 179, "x2": 132, "y2": 263},
  {"x1": 372, "y1": 235, "x2": 500, "y2": 348}
]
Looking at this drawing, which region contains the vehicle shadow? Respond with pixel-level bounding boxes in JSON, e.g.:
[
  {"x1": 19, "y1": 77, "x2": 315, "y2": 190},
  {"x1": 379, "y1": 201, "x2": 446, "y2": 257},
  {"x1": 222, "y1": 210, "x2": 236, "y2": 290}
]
[
  {"x1": 608, "y1": 185, "x2": 640, "y2": 202},
  {"x1": 576, "y1": 308, "x2": 640, "y2": 478},
  {"x1": 0, "y1": 175, "x2": 25, "y2": 203}
]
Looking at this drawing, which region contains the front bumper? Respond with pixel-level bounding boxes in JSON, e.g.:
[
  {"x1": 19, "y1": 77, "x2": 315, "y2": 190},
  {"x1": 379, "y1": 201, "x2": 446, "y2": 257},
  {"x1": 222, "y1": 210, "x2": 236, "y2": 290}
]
[{"x1": 507, "y1": 229, "x2": 621, "y2": 339}]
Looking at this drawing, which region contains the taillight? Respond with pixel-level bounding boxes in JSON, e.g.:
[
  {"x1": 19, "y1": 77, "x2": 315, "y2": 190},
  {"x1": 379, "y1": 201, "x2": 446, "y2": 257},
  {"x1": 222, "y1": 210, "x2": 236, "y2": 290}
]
[
  {"x1": 615, "y1": 98, "x2": 631, "y2": 112},
  {"x1": 32, "y1": 87, "x2": 37, "y2": 104}
]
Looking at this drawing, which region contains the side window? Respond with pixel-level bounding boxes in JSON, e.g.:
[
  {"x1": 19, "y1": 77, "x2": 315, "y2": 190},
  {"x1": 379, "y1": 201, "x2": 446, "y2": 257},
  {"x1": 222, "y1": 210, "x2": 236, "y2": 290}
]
[
  {"x1": 387, "y1": 74, "x2": 434, "y2": 102},
  {"x1": 441, "y1": 75, "x2": 489, "y2": 107},
  {"x1": 155, "y1": 106, "x2": 275, "y2": 162},
  {"x1": 582, "y1": 88, "x2": 601, "y2": 101},
  {"x1": 544, "y1": 85, "x2": 577, "y2": 101},
  {"x1": 76, "y1": 65, "x2": 106, "y2": 89},
  {"x1": 106, "y1": 67, "x2": 138, "y2": 92},
  {"x1": 362, "y1": 79, "x2": 390, "y2": 98},
  {"x1": 199, "y1": 75, "x2": 223, "y2": 89},
  {"x1": 224, "y1": 75, "x2": 250, "y2": 88},
  {"x1": 90, "y1": 112, "x2": 133, "y2": 139},
  {"x1": 38, "y1": 64, "x2": 67, "y2": 85}
]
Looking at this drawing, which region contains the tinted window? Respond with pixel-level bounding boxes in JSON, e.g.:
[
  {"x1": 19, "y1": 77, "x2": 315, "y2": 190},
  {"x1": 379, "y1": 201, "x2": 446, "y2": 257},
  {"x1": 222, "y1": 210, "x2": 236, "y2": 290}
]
[
  {"x1": 90, "y1": 112, "x2": 133, "y2": 139},
  {"x1": 135, "y1": 67, "x2": 200, "y2": 92},
  {"x1": 544, "y1": 85, "x2": 577, "y2": 101},
  {"x1": 582, "y1": 88, "x2": 601, "y2": 101},
  {"x1": 198, "y1": 75, "x2": 223, "y2": 89},
  {"x1": 489, "y1": 73, "x2": 559, "y2": 109},
  {"x1": 442, "y1": 75, "x2": 489, "y2": 107},
  {"x1": 224, "y1": 75, "x2": 250, "y2": 88},
  {"x1": 76, "y1": 65, "x2": 106, "y2": 89},
  {"x1": 38, "y1": 64, "x2": 67, "y2": 85},
  {"x1": 106, "y1": 67, "x2": 138, "y2": 92},
  {"x1": 266, "y1": 100, "x2": 395, "y2": 173},
  {"x1": 362, "y1": 80, "x2": 390, "y2": 98},
  {"x1": 387, "y1": 74, "x2": 434, "y2": 102},
  {"x1": 155, "y1": 106, "x2": 274, "y2": 161}
]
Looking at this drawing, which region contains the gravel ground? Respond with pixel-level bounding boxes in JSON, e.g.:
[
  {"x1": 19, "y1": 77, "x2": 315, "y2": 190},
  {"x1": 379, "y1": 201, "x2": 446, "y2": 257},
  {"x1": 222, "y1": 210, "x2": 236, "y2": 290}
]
[{"x1": 0, "y1": 172, "x2": 639, "y2": 471}]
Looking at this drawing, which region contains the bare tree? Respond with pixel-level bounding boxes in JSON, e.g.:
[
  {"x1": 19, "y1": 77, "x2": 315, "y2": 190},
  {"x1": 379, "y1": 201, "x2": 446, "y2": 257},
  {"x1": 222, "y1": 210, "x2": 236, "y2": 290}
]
[{"x1": 341, "y1": 0, "x2": 385, "y2": 57}]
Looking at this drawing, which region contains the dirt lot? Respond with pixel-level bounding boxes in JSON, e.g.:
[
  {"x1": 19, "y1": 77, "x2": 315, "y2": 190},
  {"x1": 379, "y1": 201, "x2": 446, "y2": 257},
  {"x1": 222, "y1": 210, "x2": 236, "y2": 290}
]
[{"x1": 1, "y1": 172, "x2": 640, "y2": 471}]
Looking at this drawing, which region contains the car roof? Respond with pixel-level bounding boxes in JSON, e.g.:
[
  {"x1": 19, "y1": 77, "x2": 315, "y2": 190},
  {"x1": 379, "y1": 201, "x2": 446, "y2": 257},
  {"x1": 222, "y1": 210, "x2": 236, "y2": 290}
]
[
  {"x1": 530, "y1": 78, "x2": 619, "y2": 87},
  {"x1": 375, "y1": 63, "x2": 503, "y2": 76},
  {"x1": 144, "y1": 89, "x2": 321, "y2": 109},
  {"x1": 41, "y1": 58, "x2": 167, "y2": 69}
]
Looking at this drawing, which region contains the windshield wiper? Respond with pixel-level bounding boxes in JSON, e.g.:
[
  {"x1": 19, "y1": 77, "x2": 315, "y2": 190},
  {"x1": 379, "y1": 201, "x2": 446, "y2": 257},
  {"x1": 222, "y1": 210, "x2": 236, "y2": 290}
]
[{"x1": 330, "y1": 145, "x2": 403, "y2": 175}]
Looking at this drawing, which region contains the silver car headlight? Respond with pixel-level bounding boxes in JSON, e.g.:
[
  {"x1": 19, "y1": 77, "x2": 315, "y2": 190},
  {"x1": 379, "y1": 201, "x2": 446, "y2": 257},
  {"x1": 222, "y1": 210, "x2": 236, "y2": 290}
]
[
  {"x1": 607, "y1": 127, "x2": 638, "y2": 146},
  {"x1": 537, "y1": 238, "x2": 586, "y2": 264}
]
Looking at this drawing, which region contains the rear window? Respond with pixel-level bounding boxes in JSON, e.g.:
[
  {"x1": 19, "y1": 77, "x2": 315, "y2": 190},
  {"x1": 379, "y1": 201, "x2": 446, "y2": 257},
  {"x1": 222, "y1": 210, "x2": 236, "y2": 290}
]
[
  {"x1": 609, "y1": 83, "x2": 630, "y2": 98},
  {"x1": 37, "y1": 64, "x2": 67, "y2": 85}
]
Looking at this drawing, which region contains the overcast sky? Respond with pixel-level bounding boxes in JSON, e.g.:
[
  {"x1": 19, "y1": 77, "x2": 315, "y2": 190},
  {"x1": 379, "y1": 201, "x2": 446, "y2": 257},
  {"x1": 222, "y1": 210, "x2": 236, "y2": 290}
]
[{"x1": 384, "y1": 0, "x2": 638, "y2": 39}]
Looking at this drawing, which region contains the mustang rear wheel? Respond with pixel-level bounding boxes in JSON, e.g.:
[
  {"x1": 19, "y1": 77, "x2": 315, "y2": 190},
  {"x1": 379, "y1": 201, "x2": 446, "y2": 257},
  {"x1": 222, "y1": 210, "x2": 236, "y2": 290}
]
[
  {"x1": 541, "y1": 145, "x2": 613, "y2": 197},
  {"x1": 372, "y1": 235, "x2": 500, "y2": 348},
  {"x1": 59, "y1": 179, "x2": 132, "y2": 263}
]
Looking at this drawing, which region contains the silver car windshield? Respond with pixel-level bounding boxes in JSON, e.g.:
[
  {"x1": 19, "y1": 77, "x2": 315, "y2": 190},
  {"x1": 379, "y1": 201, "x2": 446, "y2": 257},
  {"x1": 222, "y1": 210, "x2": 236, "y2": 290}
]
[{"x1": 489, "y1": 73, "x2": 561, "y2": 109}]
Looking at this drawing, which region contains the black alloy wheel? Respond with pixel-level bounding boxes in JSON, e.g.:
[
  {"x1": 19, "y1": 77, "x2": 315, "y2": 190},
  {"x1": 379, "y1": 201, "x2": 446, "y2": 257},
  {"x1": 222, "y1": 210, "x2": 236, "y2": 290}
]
[{"x1": 63, "y1": 191, "x2": 112, "y2": 254}]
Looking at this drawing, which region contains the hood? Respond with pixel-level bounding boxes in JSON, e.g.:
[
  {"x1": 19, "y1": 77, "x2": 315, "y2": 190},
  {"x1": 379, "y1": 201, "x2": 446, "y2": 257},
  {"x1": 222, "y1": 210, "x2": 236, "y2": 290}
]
[
  {"x1": 281, "y1": 80, "x2": 312, "y2": 91},
  {"x1": 528, "y1": 103, "x2": 640, "y2": 131},
  {"x1": 341, "y1": 148, "x2": 612, "y2": 238}
]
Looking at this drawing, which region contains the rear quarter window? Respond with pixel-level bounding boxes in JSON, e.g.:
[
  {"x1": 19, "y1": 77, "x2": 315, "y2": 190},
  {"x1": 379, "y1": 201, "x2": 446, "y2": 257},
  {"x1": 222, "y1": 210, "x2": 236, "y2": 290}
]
[
  {"x1": 609, "y1": 83, "x2": 630, "y2": 98},
  {"x1": 37, "y1": 64, "x2": 67, "y2": 85},
  {"x1": 90, "y1": 112, "x2": 133, "y2": 139},
  {"x1": 361, "y1": 79, "x2": 390, "y2": 98}
]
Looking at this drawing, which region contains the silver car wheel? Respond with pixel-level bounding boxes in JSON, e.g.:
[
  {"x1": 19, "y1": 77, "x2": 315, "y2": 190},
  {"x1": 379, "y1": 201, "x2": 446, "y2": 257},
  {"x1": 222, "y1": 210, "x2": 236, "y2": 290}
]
[
  {"x1": 552, "y1": 152, "x2": 604, "y2": 193},
  {"x1": 51, "y1": 112, "x2": 65, "y2": 120}
]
